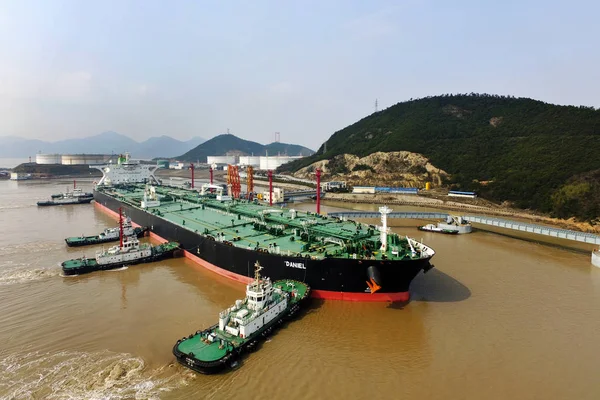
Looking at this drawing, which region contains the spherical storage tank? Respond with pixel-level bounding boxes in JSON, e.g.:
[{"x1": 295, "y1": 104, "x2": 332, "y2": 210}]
[{"x1": 35, "y1": 154, "x2": 62, "y2": 164}]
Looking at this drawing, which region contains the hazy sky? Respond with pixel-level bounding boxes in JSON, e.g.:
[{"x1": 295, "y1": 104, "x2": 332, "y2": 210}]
[{"x1": 1, "y1": 0, "x2": 598, "y2": 148}]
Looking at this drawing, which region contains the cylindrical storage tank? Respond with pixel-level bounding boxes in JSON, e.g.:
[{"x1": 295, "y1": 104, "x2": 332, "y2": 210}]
[
  {"x1": 207, "y1": 156, "x2": 237, "y2": 165},
  {"x1": 259, "y1": 156, "x2": 302, "y2": 170},
  {"x1": 239, "y1": 156, "x2": 260, "y2": 167},
  {"x1": 425, "y1": 182, "x2": 431, "y2": 190},
  {"x1": 35, "y1": 153, "x2": 62, "y2": 164},
  {"x1": 61, "y1": 154, "x2": 111, "y2": 165},
  {"x1": 61, "y1": 154, "x2": 85, "y2": 165}
]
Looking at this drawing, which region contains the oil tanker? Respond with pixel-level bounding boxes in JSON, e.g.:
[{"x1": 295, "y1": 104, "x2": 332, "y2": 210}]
[{"x1": 91, "y1": 156, "x2": 435, "y2": 301}]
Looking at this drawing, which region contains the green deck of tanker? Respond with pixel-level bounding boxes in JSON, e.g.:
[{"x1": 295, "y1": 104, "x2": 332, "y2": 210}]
[{"x1": 97, "y1": 184, "x2": 425, "y2": 261}]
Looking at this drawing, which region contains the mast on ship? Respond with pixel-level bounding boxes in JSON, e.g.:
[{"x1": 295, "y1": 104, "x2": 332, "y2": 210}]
[
  {"x1": 119, "y1": 207, "x2": 123, "y2": 248},
  {"x1": 253, "y1": 261, "x2": 263, "y2": 283},
  {"x1": 379, "y1": 206, "x2": 392, "y2": 252}
]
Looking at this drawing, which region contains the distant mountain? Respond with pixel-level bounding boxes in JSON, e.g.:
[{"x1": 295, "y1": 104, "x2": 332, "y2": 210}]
[
  {"x1": 264, "y1": 142, "x2": 315, "y2": 157},
  {"x1": 176, "y1": 134, "x2": 315, "y2": 162},
  {"x1": 0, "y1": 132, "x2": 206, "y2": 159},
  {"x1": 137, "y1": 135, "x2": 205, "y2": 159}
]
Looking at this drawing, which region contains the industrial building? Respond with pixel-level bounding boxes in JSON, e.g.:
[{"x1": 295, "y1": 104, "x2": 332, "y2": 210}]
[
  {"x1": 351, "y1": 186, "x2": 419, "y2": 194},
  {"x1": 448, "y1": 190, "x2": 477, "y2": 198},
  {"x1": 169, "y1": 162, "x2": 188, "y2": 170}
]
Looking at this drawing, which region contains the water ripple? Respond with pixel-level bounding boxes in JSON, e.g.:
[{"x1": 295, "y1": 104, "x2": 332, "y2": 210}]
[{"x1": 0, "y1": 350, "x2": 189, "y2": 400}]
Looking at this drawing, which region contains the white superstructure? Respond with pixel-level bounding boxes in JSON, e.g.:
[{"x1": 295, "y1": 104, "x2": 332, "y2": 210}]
[
  {"x1": 141, "y1": 185, "x2": 161, "y2": 208},
  {"x1": 95, "y1": 236, "x2": 151, "y2": 265},
  {"x1": 98, "y1": 217, "x2": 137, "y2": 239},
  {"x1": 437, "y1": 215, "x2": 472, "y2": 234},
  {"x1": 91, "y1": 153, "x2": 159, "y2": 186},
  {"x1": 218, "y1": 263, "x2": 289, "y2": 339}
]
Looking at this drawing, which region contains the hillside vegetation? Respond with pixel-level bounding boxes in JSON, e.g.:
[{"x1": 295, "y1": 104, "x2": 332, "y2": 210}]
[
  {"x1": 280, "y1": 94, "x2": 600, "y2": 221},
  {"x1": 177, "y1": 134, "x2": 314, "y2": 162}
]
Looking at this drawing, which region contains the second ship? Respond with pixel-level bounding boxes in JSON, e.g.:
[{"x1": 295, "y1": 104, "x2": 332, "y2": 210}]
[{"x1": 90, "y1": 154, "x2": 436, "y2": 301}]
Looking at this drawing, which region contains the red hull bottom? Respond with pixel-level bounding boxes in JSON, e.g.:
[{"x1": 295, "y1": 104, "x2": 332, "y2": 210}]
[{"x1": 94, "y1": 202, "x2": 410, "y2": 302}]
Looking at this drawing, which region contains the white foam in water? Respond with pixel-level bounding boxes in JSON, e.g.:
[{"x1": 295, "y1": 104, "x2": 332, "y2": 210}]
[
  {"x1": 108, "y1": 266, "x2": 129, "y2": 272},
  {"x1": 0, "y1": 265, "x2": 61, "y2": 286},
  {"x1": 0, "y1": 350, "x2": 184, "y2": 400}
]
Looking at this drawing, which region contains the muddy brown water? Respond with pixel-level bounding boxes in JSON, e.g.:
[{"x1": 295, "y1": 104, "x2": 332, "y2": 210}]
[{"x1": 1, "y1": 180, "x2": 599, "y2": 399}]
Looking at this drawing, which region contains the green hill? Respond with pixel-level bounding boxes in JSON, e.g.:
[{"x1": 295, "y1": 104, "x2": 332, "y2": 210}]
[
  {"x1": 279, "y1": 94, "x2": 600, "y2": 220},
  {"x1": 177, "y1": 134, "x2": 314, "y2": 162}
]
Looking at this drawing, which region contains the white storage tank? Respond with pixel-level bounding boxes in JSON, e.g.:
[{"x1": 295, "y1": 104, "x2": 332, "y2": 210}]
[
  {"x1": 207, "y1": 155, "x2": 238, "y2": 165},
  {"x1": 61, "y1": 154, "x2": 112, "y2": 165},
  {"x1": 259, "y1": 156, "x2": 303, "y2": 170},
  {"x1": 239, "y1": 156, "x2": 261, "y2": 167},
  {"x1": 35, "y1": 153, "x2": 62, "y2": 164}
]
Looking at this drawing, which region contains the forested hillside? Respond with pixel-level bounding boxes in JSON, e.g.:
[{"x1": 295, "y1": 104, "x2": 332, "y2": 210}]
[{"x1": 280, "y1": 94, "x2": 600, "y2": 220}]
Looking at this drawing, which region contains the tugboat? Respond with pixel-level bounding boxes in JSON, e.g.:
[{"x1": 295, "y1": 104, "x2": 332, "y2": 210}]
[
  {"x1": 418, "y1": 224, "x2": 459, "y2": 234},
  {"x1": 65, "y1": 215, "x2": 147, "y2": 247},
  {"x1": 61, "y1": 209, "x2": 181, "y2": 275},
  {"x1": 38, "y1": 182, "x2": 94, "y2": 206},
  {"x1": 418, "y1": 215, "x2": 472, "y2": 235},
  {"x1": 173, "y1": 262, "x2": 310, "y2": 374}
]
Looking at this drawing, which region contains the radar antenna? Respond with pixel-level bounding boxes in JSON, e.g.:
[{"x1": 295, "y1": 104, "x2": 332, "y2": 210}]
[{"x1": 253, "y1": 261, "x2": 263, "y2": 283}]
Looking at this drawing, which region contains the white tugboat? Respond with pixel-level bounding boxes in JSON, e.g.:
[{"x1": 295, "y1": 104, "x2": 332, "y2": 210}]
[
  {"x1": 61, "y1": 209, "x2": 180, "y2": 275},
  {"x1": 173, "y1": 261, "x2": 311, "y2": 374},
  {"x1": 418, "y1": 215, "x2": 472, "y2": 234},
  {"x1": 65, "y1": 215, "x2": 147, "y2": 247},
  {"x1": 38, "y1": 181, "x2": 94, "y2": 206}
]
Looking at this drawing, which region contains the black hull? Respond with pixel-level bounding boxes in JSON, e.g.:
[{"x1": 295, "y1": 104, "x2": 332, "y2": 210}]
[
  {"x1": 93, "y1": 190, "x2": 432, "y2": 295},
  {"x1": 38, "y1": 197, "x2": 94, "y2": 206},
  {"x1": 65, "y1": 228, "x2": 147, "y2": 247},
  {"x1": 418, "y1": 227, "x2": 459, "y2": 235},
  {"x1": 61, "y1": 248, "x2": 180, "y2": 276},
  {"x1": 173, "y1": 297, "x2": 309, "y2": 374}
]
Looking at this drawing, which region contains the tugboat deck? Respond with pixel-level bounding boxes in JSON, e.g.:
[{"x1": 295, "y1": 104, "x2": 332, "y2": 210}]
[{"x1": 177, "y1": 333, "x2": 235, "y2": 362}]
